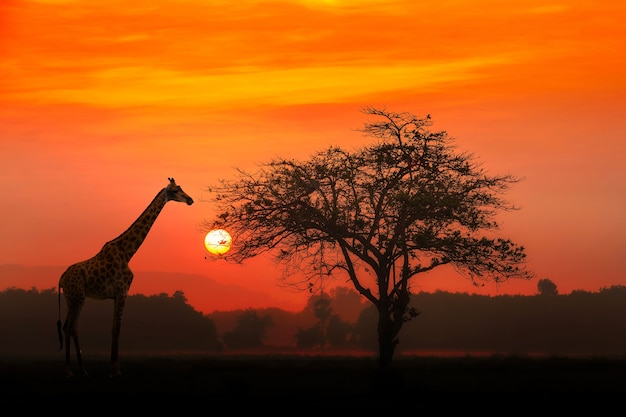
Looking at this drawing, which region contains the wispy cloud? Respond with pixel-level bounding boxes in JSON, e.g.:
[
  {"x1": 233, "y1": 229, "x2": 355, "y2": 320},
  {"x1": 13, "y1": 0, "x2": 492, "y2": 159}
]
[{"x1": 8, "y1": 55, "x2": 514, "y2": 109}]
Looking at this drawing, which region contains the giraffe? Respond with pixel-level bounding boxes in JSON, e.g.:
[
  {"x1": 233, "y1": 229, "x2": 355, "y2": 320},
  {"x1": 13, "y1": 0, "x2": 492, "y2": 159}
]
[{"x1": 56, "y1": 177, "x2": 194, "y2": 377}]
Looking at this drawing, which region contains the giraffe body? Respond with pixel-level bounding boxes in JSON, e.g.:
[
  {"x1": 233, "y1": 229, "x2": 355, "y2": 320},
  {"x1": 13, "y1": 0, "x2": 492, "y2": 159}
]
[{"x1": 57, "y1": 178, "x2": 193, "y2": 377}]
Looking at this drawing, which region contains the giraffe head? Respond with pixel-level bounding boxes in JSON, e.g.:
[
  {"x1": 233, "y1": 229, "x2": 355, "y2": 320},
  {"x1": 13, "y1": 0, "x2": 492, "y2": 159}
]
[{"x1": 166, "y1": 177, "x2": 194, "y2": 205}]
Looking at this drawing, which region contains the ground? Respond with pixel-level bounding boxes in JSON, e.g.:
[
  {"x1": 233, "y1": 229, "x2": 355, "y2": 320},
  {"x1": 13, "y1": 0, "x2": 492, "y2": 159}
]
[{"x1": 2, "y1": 354, "x2": 625, "y2": 409}]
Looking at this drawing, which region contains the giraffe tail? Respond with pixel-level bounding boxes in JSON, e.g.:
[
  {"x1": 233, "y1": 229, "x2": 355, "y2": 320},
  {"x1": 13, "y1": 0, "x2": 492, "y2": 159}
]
[{"x1": 57, "y1": 282, "x2": 63, "y2": 351}]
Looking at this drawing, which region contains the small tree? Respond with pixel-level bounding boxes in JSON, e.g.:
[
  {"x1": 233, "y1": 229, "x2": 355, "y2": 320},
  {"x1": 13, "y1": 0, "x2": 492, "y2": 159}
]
[
  {"x1": 297, "y1": 291, "x2": 355, "y2": 349},
  {"x1": 295, "y1": 325, "x2": 323, "y2": 348},
  {"x1": 329, "y1": 286, "x2": 366, "y2": 322},
  {"x1": 203, "y1": 107, "x2": 533, "y2": 369},
  {"x1": 326, "y1": 314, "x2": 354, "y2": 348},
  {"x1": 313, "y1": 294, "x2": 332, "y2": 347},
  {"x1": 222, "y1": 309, "x2": 273, "y2": 350},
  {"x1": 537, "y1": 278, "x2": 558, "y2": 296}
]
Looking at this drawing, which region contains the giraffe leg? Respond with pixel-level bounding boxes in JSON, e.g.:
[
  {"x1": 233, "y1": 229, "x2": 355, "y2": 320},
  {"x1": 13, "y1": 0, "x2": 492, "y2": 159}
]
[
  {"x1": 63, "y1": 294, "x2": 88, "y2": 377},
  {"x1": 63, "y1": 322, "x2": 74, "y2": 378},
  {"x1": 63, "y1": 320, "x2": 87, "y2": 377},
  {"x1": 72, "y1": 331, "x2": 88, "y2": 376},
  {"x1": 109, "y1": 296, "x2": 126, "y2": 378}
]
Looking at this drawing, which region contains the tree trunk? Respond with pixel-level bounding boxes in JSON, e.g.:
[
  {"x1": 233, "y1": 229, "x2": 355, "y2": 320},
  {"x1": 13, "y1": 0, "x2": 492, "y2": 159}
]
[{"x1": 376, "y1": 307, "x2": 397, "y2": 370}]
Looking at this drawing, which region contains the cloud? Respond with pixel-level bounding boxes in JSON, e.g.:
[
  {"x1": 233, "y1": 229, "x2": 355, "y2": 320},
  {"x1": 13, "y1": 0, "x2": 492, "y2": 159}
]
[{"x1": 9, "y1": 55, "x2": 513, "y2": 109}]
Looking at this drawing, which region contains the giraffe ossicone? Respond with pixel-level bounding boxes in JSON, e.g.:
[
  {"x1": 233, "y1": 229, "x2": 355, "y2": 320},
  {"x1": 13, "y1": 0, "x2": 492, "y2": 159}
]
[{"x1": 56, "y1": 177, "x2": 194, "y2": 378}]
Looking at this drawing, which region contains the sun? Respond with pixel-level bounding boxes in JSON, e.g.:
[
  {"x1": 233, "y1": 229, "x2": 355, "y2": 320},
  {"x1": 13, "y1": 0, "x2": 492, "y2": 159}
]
[{"x1": 204, "y1": 229, "x2": 232, "y2": 255}]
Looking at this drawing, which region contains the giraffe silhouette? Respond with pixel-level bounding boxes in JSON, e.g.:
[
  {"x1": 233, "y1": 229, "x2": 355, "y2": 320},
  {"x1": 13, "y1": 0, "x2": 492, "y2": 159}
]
[{"x1": 56, "y1": 177, "x2": 194, "y2": 377}]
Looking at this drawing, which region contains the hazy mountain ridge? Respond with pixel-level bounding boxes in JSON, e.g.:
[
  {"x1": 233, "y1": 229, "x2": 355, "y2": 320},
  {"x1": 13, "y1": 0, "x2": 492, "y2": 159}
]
[{"x1": 0, "y1": 264, "x2": 301, "y2": 313}]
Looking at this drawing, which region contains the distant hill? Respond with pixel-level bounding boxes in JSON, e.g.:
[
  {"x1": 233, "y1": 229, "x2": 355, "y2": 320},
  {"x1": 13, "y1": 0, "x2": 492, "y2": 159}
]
[{"x1": 0, "y1": 264, "x2": 302, "y2": 313}]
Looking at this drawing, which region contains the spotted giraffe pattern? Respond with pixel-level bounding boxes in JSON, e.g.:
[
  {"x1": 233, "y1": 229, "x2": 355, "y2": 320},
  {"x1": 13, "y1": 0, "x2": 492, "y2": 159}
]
[{"x1": 57, "y1": 178, "x2": 193, "y2": 377}]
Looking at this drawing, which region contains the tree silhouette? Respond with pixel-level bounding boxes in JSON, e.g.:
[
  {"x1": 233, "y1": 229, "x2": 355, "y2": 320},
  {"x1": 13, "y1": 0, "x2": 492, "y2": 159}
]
[
  {"x1": 313, "y1": 293, "x2": 332, "y2": 347},
  {"x1": 222, "y1": 308, "x2": 274, "y2": 350},
  {"x1": 203, "y1": 107, "x2": 533, "y2": 369},
  {"x1": 294, "y1": 324, "x2": 324, "y2": 348},
  {"x1": 294, "y1": 293, "x2": 332, "y2": 348},
  {"x1": 537, "y1": 278, "x2": 558, "y2": 296},
  {"x1": 296, "y1": 291, "x2": 351, "y2": 349},
  {"x1": 328, "y1": 286, "x2": 366, "y2": 322},
  {"x1": 326, "y1": 314, "x2": 354, "y2": 347}
]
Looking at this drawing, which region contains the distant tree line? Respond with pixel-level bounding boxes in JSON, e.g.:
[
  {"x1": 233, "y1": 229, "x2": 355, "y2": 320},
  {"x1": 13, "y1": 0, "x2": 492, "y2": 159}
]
[
  {"x1": 2, "y1": 283, "x2": 626, "y2": 357},
  {"x1": 0, "y1": 287, "x2": 221, "y2": 356},
  {"x1": 371, "y1": 286, "x2": 626, "y2": 356}
]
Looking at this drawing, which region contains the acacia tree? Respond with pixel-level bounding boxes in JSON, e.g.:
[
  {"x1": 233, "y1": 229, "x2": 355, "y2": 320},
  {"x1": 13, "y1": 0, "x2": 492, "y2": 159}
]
[{"x1": 203, "y1": 107, "x2": 533, "y2": 369}]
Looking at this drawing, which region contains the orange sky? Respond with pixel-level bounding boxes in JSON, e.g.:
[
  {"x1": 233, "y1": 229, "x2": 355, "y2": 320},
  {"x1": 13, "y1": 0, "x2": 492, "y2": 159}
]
[{"x1": 1, "y1": 0, "x2": 625, "y2": 313}]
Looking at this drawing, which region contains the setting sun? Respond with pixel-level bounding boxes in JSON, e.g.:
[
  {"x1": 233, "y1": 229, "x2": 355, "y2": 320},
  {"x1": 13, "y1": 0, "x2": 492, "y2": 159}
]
[{"x1": 204, "y1": 229, "x2": 232, "y2": 256}]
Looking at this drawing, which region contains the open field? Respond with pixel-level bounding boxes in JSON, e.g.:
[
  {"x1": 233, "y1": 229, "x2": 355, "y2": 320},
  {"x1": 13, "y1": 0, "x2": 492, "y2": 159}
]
[{"x1": 2, "y1": 354, "x2": 625, "y2": 409}]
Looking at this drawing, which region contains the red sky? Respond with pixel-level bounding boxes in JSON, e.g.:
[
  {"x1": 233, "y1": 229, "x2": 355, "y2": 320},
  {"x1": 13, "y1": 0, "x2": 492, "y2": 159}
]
[{"x1": 1, "y1": 0, "x2": 625, "y2": 313}]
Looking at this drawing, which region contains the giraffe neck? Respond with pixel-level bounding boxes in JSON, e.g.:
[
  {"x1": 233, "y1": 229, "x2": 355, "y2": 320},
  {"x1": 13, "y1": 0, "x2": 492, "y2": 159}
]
[{"x1": 106, "y1": 188, "x2": 169, "y2": 262}]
